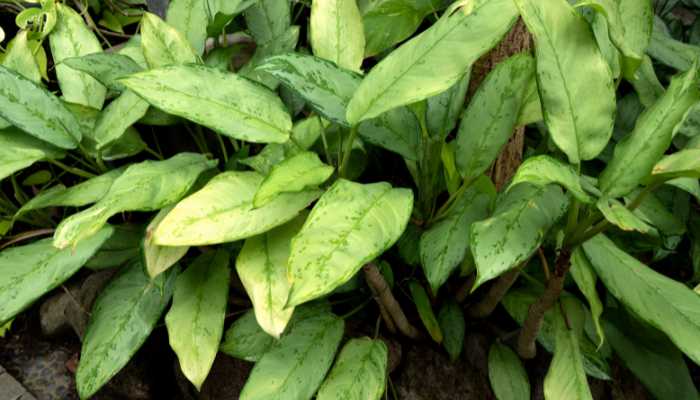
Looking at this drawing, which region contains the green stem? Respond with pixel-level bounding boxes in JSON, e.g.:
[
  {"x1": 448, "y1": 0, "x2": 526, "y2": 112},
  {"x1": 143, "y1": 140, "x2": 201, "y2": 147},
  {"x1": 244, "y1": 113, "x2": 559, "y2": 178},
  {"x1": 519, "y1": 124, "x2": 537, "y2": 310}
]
[
  {"x1": 430, "y1": 177, "x2": 471, "y2": 224},
  {"x1": 48, "y1": 159, "x2": 96, "y2": 179},
  {"x1": 216, "y1": 134, "x2": 229, "y2": 163},
  {"x1": 338, "y1": 125, "x2": 358, "y2": 179}
]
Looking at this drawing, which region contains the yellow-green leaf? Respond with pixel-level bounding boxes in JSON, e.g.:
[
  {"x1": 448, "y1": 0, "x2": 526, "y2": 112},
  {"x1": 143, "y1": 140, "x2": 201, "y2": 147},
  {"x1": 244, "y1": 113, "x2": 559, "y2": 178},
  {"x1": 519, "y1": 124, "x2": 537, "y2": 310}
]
[
  {"x1": 316, "y1": 338, "x2": 388, "y2": 400},
  {"x1": 310, "y1": 0, "x2": 365, "y2": 72}
]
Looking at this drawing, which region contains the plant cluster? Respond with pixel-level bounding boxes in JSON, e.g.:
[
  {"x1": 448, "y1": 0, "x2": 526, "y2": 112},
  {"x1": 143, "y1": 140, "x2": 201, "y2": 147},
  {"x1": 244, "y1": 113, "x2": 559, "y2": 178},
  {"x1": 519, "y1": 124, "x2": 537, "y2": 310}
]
[{"x1": 0, "y1": 0, "x2": 699, "y2": 399}]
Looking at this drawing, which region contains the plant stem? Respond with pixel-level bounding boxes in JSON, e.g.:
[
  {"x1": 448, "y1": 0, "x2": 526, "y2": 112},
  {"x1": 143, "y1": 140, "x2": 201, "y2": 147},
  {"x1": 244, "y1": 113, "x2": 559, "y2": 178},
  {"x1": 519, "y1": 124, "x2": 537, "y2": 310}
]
[
  {"x1": 430, "y1": 177, "x2": 471, "y2": 223},
  {"x1": 48, "y1": 160, "x2": 96, "y2": 179},
  {"x1": 468, "y1": 268, "x2": 521, "y2": 318},
  {"x1": 363, "y1": 262, "x2": 421, "y2": 339},
  {"x1": 338, "y1": 125, "x2": 358, "y2": 179},
  {"x1": 216, "y1": 134, "x2": 229, "y2": 163}
]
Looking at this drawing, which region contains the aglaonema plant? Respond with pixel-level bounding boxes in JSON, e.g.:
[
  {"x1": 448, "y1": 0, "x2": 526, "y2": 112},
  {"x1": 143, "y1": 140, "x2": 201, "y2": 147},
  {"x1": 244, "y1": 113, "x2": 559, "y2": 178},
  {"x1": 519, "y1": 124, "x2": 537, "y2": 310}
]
[{"x1": 0, "y1": 0, "x2": 699, "y2": 399}]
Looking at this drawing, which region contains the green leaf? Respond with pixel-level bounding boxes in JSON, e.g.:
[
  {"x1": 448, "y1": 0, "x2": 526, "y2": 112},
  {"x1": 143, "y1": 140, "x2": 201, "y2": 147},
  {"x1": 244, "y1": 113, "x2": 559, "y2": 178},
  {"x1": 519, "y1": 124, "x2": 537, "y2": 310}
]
[
  {"x1": 49, "y1": 4, "x2": 106, "y2": 109},
  {"x1": 409, "y1": 280, "x2": 442, "y2": 343},
  {"x1": 240, "y1": 27, "x2": 300, "y2": 90},
  {"x1": 603, "y1": 307, "x2": 699, "y2": 400},
  {"x1": 257, "y1": 53, "x2": 361, "y2": 127},
  {"x1": 144, "y1": 206, "x2": 188, "y2": 278},
  {"x1": 582, "y1": 234, "x2": 700, "y2": 364},
  {"x1": 599, "y1": 67, "x2": 700, "y2": 198},
  {"x1": 165, "y1": 249, "x2": 230, "y2": 390},
  {"x1": 543, "y1": 297, "x2": 593, "y2": 400},
  {"x1": 310, "y1": 0, "x2": 365, "y2": 72},
  {"x1": 286, "y1": 179, "x2": 413, "y2": 306},
  {"x1": 153, "y1": 171, "x2": 320, "y2": 246},
  {"x1": 220, "y1": 309, "x2": 274, "y2": 362},
  {"x1": 420, "y1": 176, "x2": 494, "y2": 292},
  {"x1": 570, "y1": 248, "x2": 604, "y2": 347},
  {"x1": 509, "y1": 155, "x2": 594, "y2": 203},
  {"x1": 647, "y1": 17, "x2": 700, "y2": 71},
  {"x1": 236, "y1": 215, "x2": 306, "y2": 338},
  {"x1": 254, "y1": 151, "x2": 333, "y2": 208},
  {"x1": 3, "y1": 30, "x2": 41, "y2": 83},
  {"x1": 244, "y1": 0, "x2": 290, "y2": 45},
  {"x1": 0, "y1": 128, "x2": 65, "y2": 181},
  {"x1": 0, "y1": 66, "x2": 82, "y2": 149},
  {"x1": 667, "y1": 177, "x2": 700, "y2": 203},
  {"x1": 596, "y1": 197, "x2": 656, "y2": 234},
  {"x1": 166, "y1": 0, "x2": 208, "y2": 55},
  {"x1": 427, "y1": 71, "x2": 470, "y2": 139},
  {"x1": 471, "y1": 184, "x2": 568, "y2": 290},
  {"x1": 488, "y1": 342, "x2": 530, "y2": 400},
  {"x1": 140, "y1": 12, "x2": 198, "y2": 68},
  {"x1": 455, "y1": 54, "x2": 535, "y2": 181},
  {"x1": 76, "y1": 261, "x2": 178, "y2": 399},
  {"x1": 502, "y1": 289, "x2": 611, "y2": 380},
  {"x1": 16, "y1": 168, "x2": 122, "y2": 216},
  {"x1": 84, "y1": 224, "x2": 142, "y2": 270},
  {"x1": 438, "y1": 301, "x2": 465, "y2": 361},
  {"x1": 0, "y1": 226, "x2": 113, "y2": 325},
  {"x1": 360, "y1": 0, "x2": 424, "y2": 57},
  {"x1": 515, "y1": 0, "x2": 615, "y2": 164},
  {"x1": 21, "y1": 169, "x2": 51, "y2": 186},
  {"x1": 54, "y1": 153, "x2": 215, "y2": 249},
  {"x1": 358, "y1": 106, "x2": 421, "y2": 161},
  {"x1": 87, "y1": 126, "x2": 146, "y2": 161},
  {"x1": 651, "y1": 149, "x2": 700, "y2": 180},
  {"x1": 316, "y1": 338, "x2": 388, "y2": 400},
  {"x1": 240, "y1": 312, "x2": 344, "y2": 400},
  {"x1": 618, "y1": 0, "x2": 653, "y2": 74},
  {"x1": 118, "y1": 34, "x2": 149, "y2": 68},
  {"x1": 346, "y1": 0, "x2": 519, "y2": 124},
  {"x1": 628, "y1": 55, "x2": 664, "y2": 107},
  {"x1": 93, "y1": 90, "x2": 150, "y2": 149},
  {"x1": 120, "y1": 64, "x2": 292, "y2": 143},
  {"x1": 61, "y1": 53, "x2": 144, "y2": 92}
]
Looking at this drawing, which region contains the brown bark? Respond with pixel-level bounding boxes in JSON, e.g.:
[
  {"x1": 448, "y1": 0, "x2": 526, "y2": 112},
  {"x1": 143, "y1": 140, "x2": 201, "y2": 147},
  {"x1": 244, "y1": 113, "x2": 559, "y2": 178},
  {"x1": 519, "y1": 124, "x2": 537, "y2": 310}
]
[
  {"x1": 363, "y1": 263, "x2": 421, "y2": 339},
  {"x1": 468, "y1": 268, "x2": 521, "y2": 318},
  {"x1": 517, "y1": 250, "x2": 572, "y2": 359}
]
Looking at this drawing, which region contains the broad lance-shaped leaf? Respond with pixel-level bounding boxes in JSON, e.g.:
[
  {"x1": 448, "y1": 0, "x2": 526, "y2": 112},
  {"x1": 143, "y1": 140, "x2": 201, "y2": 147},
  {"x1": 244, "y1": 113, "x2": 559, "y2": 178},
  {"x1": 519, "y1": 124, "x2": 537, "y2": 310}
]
[
  {"x1": 358, "y1": 106, "x2": 421, "y2": 161},
  {"x1": 254, "y1": 151, "x2": 333, "y2": 207},
  {"x1": 509, "y1": 155, "x2": 594, "y2": 203},
  {"x1": 471, "y1": 184, "x2": 568, "y2": 289},
  {"x1": 54, "y1": 153, "x2": 215, "y2": 249},
  {"x1": 310, "y1": 0, "x2": 365, "y2": 72},
  {"x1": 61, "y1": 53, "x2": 144, "y2": 92},
  {"x1": 236, "y1": 215, "x2": 306, "y2": 337},
  {"x1": 50, "y1": 4, "x2": 106, "y2": 109},
  {"x1": 166, "y1": 250, "x2": 230, "y2": 390},
  {"x1": 582, "y1": 234, "x2": 700, "y2": 365},
  {"x1": 154, "y1": 171, "x2": 320, "y2": 246},
  {"x1": 286, "y1": 180, "x2": 413, "y2": 306},
  {"x1": 140, "y1": 12, "x2": 198, "y2": 68},
  {"x1": 488, "y1": 342, "x2": 530, "y2": 400},
  {"x1": 240, "y1": 311, "x2": 344, "y2": 400},
  {"x1": 596, "y1": 198, "x2": 656, "y2": 234},
  {"x1": 316, "y1": 338, "x2": 388, "y2": 400},
  {"x1": 0, "y1": 226, "x2": 113, "y2": 324},
  {"x1": 420, "y1": 176, "x2": 494, "y2": 292},
  {"x1": 647, "y1": 17, "x2": 700, "y2": 72},
  {"x1": 85, "y1": 224, "x2": 142, "y2": 270},
  {"x1": 650, "y1": 149, "x2": 700, "y2": 180},
  {"x1": 2, "y1": 30, "x2": 41, "y2": 83},
  {"x1": 603, "y1": 307, "x2": 699, "y2": 400},
  {"x1": 93, "y1": 90, "x2": 150, "y2": 149},
  {"x1": 410, "y1": 280, "x2": 443, "y2": 343},
  {"x1": 438, "y1": 301, "x2": 465, "y2": 361},
  {"x1": 144, "y1": 206, "x2": 188, "y2": 278},
  {"x1": 570, "y1": 248, "x2": 604, "y2": 347},
  {"x1": 0, "y1": 128, "x2": 65, "y2": 181},
  {"x1": 244, "y1": 0, "x2": 291, "y2": 45},
  {"x1": 257, "y1": 53, "x2": 361, "y2": 127},
  {"x1": 16, "y1": 168, "x2": 122, "y2": 217},
  {"x1": 0, "y1": 66, "x2": 81, "y2": 149},
  {"x1": 76, "y1": 261, "x2": 178, "y2": 399},
  {"x1": 503, "y1": 289, "x2": 611, "y2": 380},
  {"x1": 360, "y1": 0, "x2": 424, "y2": 57},
  {"x1": 456, "y1": 54, "x2": 534, "y2": 181},
  {"x1": 220, "y1": 309, "x2": 274, "y2": 362},
  {"x1": 599, "y1": 66, "x2": 700, "y2": 198},
  {"x1": 120, "y1": 64, "x2": 292, "y2": 144},
  {"x1": 166, "y1": 0, "x2": 208, "y2": 55},
  {"x1": 543, "y1": 297, "x2": 593, "y2": 400},
  {"x1": 346, "y1": 0, "x2": 519, "y2": 124},
  {"x1": 240, "y1": 27, "x2": 300, "y2": 90},
  {"x1": 515, "y1": 0, "x2": 615, "y2": 165},
  {"x1": 427, "y1": 71, "x2": 470, "y2": 139}
]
